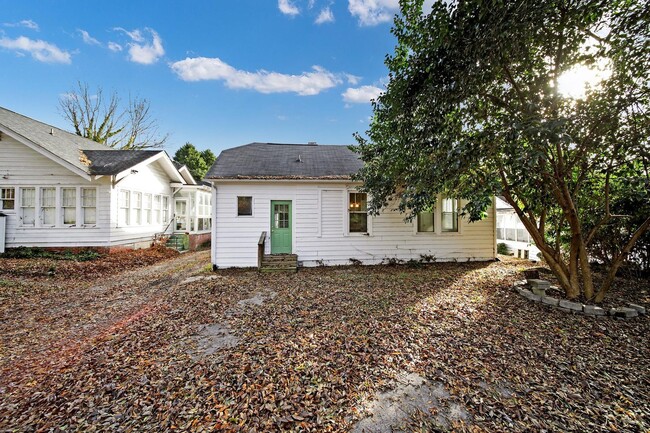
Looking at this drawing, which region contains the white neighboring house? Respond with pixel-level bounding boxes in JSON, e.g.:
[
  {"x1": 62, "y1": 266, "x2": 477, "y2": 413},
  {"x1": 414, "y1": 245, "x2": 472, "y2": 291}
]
[
  {"x1": 0, "y1": 106, "x2": 211, "y2": 251},
  {"x1": 495, "y1": 196, "x2": 541, "y2": 260},
  {"x1": 206, "y1": 142, "x2": 497, "y2": 269}
]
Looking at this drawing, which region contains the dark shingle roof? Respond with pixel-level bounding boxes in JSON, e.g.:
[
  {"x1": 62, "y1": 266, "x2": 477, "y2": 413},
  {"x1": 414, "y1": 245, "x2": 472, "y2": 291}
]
[
  {"x1": 0, "y1": 106, "x2": 110, "y2": 175},
  {"x1": 206, "y1": 142, "x2": 364, "y2": 180},
  {"x1": 82, "y1": 150, "x2": 163, "y2": 175}
]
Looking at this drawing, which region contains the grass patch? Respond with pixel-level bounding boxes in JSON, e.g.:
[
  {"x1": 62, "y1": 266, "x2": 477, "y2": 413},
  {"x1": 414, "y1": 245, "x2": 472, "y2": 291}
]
[{"x1": 0, "y1": 247, "x2": 102, "y2": 262}]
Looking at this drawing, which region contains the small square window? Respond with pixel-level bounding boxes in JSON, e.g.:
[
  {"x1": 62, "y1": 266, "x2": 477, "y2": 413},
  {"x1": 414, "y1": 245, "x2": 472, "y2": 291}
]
[
  {"x1": 237, "y1": 196, "x2": 252, "y2": 216},
  {"x1": 417, "y1": 211, "x2": 434, "y2": 232},
  {"x1": 1, "y1": 187, "x2": 15, "y2": 211}
]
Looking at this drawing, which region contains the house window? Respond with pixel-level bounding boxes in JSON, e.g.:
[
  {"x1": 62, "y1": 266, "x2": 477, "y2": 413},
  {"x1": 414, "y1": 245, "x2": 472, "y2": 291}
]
[
  {"x1": 132, "y1": 192, "x2": 142, "y2": 225},
  {"x1": 441, "y1": 197, "x2": 459, "y2": 232},
  {"x1": 61, "y1": 188, "x2": 77, "y2": 225},
  {"x1": 348, "y1": 192, "x2": 368, "y2": 233},
  {"x1": 41, "y1": 187, "x2": 56, "y2": 226},
  {"x1": 143, "y1": 193, "x2": 152, "y2": 225},
  {"x1": 162, "y1": 196, "x2": 169, "y2": 223},
  {"x1": 153, "y1": 195, "x2": 161, "y2": 224},
  {"x1": 81, "y1": 188, "x2": 96, "y2": 225},
  {"x1": 0, "y1": 187, "x2": 15, "y2": 210},
  {"x1": 20, "y1": 188, "x2": 35, "y2": 226},
  {"x1": 417, "y1": 210, "x2": 434, "y2": 232},
  {"x1": 237, "y1": 196, "x2": 252, "y2": 216},
  {"x1": 119, "y1": 190, "x2": 130, "y2": 225}
]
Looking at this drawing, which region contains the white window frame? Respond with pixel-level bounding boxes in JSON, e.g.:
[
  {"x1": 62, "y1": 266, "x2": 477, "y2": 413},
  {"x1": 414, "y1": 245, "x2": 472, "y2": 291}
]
[
  {"x1": 81, "y1": 187, "x2": 97, "y2": 226},
  {"x1": 131, "y1": 191, "x2": 142, "y2": 226},
  {"x1": 40, "y1": 187, "x2": 57, "y2": 227},
  {"x1": 237, "y1": 196, "x2": 253, "y2": 217},
  {"x1": 0, "y1": 187, "x2": 15, "y2": 212},
  {"x1": 119, "y1": 190, "x2": 130, "y2": 226},
  {"x1": 153, "y1": 195, "x2": 162, "y2": 225},
  {"x1": 143, "y1": 193, "x2": 152, "y2": 225},
  {"x1": 20, "y1": 187, "x2": 35, "y2": 226},
  {"x1": 441, "y1": 196, "x2": 461, "y2": 233},
  {"x1": 61, "y1": 187, "x2": 77, "y2": 226},
  {"x1": 347, "y1": 190, "x2": 371, "y2": 235}
]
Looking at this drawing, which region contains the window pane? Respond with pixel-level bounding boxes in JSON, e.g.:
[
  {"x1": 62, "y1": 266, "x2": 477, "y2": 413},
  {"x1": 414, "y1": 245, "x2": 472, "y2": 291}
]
[
  {"x1": 441, "y1": 198, "x2": 458, "y2": 232},
  {"x1": 84, "y1": 207, "x2": 96, "y2": 225},
  {"x1": 349, "y1": 193, "x2": 367, "y2": 211},
  {"x1": 82, "y1": 188, "x2": 96, "y2": 207},
  {"x1": 349, "y1": 213, "x2": 368, "y2": 233},
  {"x1": 238, "y1": 196, "x2": 252, "y2": 216},
  {"x1": 21, "y1": 188, "x2": 35, "y2": 206},
  {"x1": 62, "y1": 188, "x2": 76, "y2": 207},
  {"x1": 417, "y1": 211, "x2": 434, "y2": 232}
]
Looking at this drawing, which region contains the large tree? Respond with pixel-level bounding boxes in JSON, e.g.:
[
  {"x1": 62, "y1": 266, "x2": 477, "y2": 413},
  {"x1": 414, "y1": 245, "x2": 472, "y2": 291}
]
[
  {"x1": 174, "y1": 143, "x2": 213, "y2": 181},
  {"x1": 59, "y1": 81, "x2": 168, "y2": 149},
  {"x1": 354, "y1": 0, "x2": 649, "y2": 302}
]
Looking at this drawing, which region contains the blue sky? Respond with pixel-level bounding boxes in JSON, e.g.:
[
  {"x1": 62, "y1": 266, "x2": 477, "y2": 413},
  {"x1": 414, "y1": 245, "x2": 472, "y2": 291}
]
[{"x1": 0, "y1": 0, "x2": 405, "y2": 156}]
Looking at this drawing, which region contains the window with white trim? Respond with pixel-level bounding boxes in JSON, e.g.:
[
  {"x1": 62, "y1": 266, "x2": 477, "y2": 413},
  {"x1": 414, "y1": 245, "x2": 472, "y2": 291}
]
[
  {"x1": 81, "y1": 188, "x2": 96, "y2": 225},
  {"x1": 348, "y1": 192, "x2": 368, "y2": 233},
  {"x1": 441, "y1": 197, "x2": 459, "y2": 232},
  {"x1": 41, "y1": 187, "x2": 56, "y2": 226},
  {"x1": 132, "y1": 192, "x2": 142, "y2": 225},
  {"x1": 62, "y1": 188, "x2": 76, "y2": 226},
  {"x1": 153, "y1": 195, "x2": 161, "y2": 225},
  {"x1": 143, "y1": 193, "x2": 152, "y2": 225},
  {"x1": 119, "y1": 190, "x2": 130, "y2": 225},
  {"x1": 0, "y1": 187, "x2": 15, "y2": 211},
  {"x1": 20, "y1": 188, "x2": 35, "y2": 226},
  {"x1": 162, "y1": 196, "x2": 169, "y2": 223}
]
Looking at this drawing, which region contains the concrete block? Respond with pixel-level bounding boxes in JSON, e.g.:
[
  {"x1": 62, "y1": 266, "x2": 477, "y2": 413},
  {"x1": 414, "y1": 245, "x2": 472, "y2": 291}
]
[
  {"x1": 523, "y1": 292, "x2": 542, "y2": 302},
  {"x1": 557, "y1": 307, "x2": 571, "y2": 313},
  {"x1": 610, "y1": 307, "x2": 638, "y2": 318},
  {"x1": 628, "y1": 303, "x2": 646, "y2": 315},
  {"x1": 516, "y1": 287, "x2": 530, "y2": 296},
  {"x1": 541, "y1": 296, "x2": 559, "y2": 306},
  {"x1": 531, "y1": 287, "x2": 547, "y2": 296},
  {"x1": 583, "y1": 305, "x2": 606, "y2": 316},
  {"x1": 559, "y1": 300, "x2": 584, "y2": 312},
  {"x1": 528, "y1": 279, "x2": 551, "y2": 289}
]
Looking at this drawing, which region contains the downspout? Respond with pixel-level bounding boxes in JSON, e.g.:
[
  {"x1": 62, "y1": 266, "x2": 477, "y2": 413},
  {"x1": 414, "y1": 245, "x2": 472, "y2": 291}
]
[{"x1": 211, "y1": 183, "x2": 218, "y2": 271}]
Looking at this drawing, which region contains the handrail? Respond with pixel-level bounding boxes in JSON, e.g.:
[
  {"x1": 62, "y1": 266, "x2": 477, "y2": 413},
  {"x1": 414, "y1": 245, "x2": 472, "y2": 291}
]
[{"x1": 258, "y1": 231, "x2": 267, "y2": 269}]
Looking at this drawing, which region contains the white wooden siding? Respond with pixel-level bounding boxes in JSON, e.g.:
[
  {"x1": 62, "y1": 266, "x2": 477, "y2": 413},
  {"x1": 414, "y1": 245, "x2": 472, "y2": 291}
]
[{"x1": 212, "y1": 181, "x2": 496, "y2": 268}]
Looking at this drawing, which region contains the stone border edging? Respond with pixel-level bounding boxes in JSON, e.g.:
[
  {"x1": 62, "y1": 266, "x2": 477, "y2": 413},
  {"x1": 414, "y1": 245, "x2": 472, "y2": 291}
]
[{"x1": 513, "y1": 280, "x2": 647, "y2": 319}]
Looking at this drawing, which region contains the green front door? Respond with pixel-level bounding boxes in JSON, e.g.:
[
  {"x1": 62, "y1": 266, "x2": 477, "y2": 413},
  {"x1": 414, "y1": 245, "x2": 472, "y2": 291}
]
[{"x1": 270, "y1": 200, "x2": 292, "y2": 254}]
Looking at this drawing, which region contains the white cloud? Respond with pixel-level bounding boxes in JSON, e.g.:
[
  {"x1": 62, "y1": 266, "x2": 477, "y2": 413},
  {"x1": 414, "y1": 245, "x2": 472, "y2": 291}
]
[
  {"x1": 315, "y1": 7, "x2": 335, "y2": 24},
  {"x1": 348, "y1": 0, "x2": 435, "y2": 26},
  {"x1": 0, "y1": 35, "x2": 71, "y2": 63},
  {"x1": 170, "y1": 57, "x2": 343, "y2": 96},
  {"x1": 345, "y1": 74, "x2": 362, "y2": 85},
  {"x1": 3, "y1": 19, "x2": 39, "y2": 31},
  {"x1": 348, "y1": 0, "x2": 398, "y2": 26},
  {"x1": 78, "y1": 29, "x2": 100, "y2": 46},
  {"x1": 108, "y1": 41, "x2": 122, "y2": 52},
  {"x1": 278, "y1": 0, "x2": 300, "y2": 15},
  {"x1": 342, "y1": 85, "x2": 383, "y2": 103},
  {"x1": 115, "y1": 27, "x2": 164, "y2": 64}
]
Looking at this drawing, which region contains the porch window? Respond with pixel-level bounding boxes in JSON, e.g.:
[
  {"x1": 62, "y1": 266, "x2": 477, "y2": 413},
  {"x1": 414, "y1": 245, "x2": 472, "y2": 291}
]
[
  {"x1": 348, "y1": 192, "x2": 368, "y2": 233},
  {"x1": 417, "y1": 210, "x2": 434, "y2": 232},
  {"x1": 132, "y1": 192, "x2": 142, "y2": 225},
  {"x1": 20, "y1": 188, "x2": 35, "y2": 226},
  {"x1": 143, "y1": 193, "x2": 152, "y2": 225},
  {"x1": 237, "y1": 196, "x2": 252, "y2": 216},
  {"x1": 441, "y1": 197, "x2": 459, "y2": 232},
  {"x1": 61, "y1": 188, "x2": 77, "y2": 225},
  {"x1": 119, "y1": 190, "x2": 130, "y2": 225},
  {"x1": 0, "y1": 187, "x2": 15, "y2": 211},
  {"x1": 81, "y1": 188, "x2": 96, "y2": 225},
  {"x1": 41, "y1": 187, "x2": 56, "y2": 226}
]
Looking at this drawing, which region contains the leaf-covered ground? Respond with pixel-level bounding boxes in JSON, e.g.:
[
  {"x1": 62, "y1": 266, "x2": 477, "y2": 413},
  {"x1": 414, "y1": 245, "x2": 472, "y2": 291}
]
[{"x1": 0, "y1": 252, "x2": 648, "y2": 432}]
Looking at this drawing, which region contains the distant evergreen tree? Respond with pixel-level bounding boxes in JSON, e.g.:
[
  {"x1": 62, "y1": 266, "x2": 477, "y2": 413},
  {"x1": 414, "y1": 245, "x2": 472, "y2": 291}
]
[{"x1": 174, "y1": 142, "x2": 211, "y2": 181}]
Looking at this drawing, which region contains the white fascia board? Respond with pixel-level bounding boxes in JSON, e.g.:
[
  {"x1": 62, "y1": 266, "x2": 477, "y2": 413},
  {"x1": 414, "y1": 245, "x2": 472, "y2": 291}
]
[{"x1": 115, "y1": 151, "x2": 185, "y2": 183}]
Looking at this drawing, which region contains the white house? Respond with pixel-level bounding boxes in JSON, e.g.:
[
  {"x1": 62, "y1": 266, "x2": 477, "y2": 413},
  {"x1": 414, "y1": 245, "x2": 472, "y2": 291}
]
[
  {"x1": 495, "y1": 196, "x2": 541, "y2": 259},
  {"x1": 0, "y1": 106, "x2": 211, "y2": 251},
  {"x1": 206, "y1": 142, "x2": 496, "y2": 269}
]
